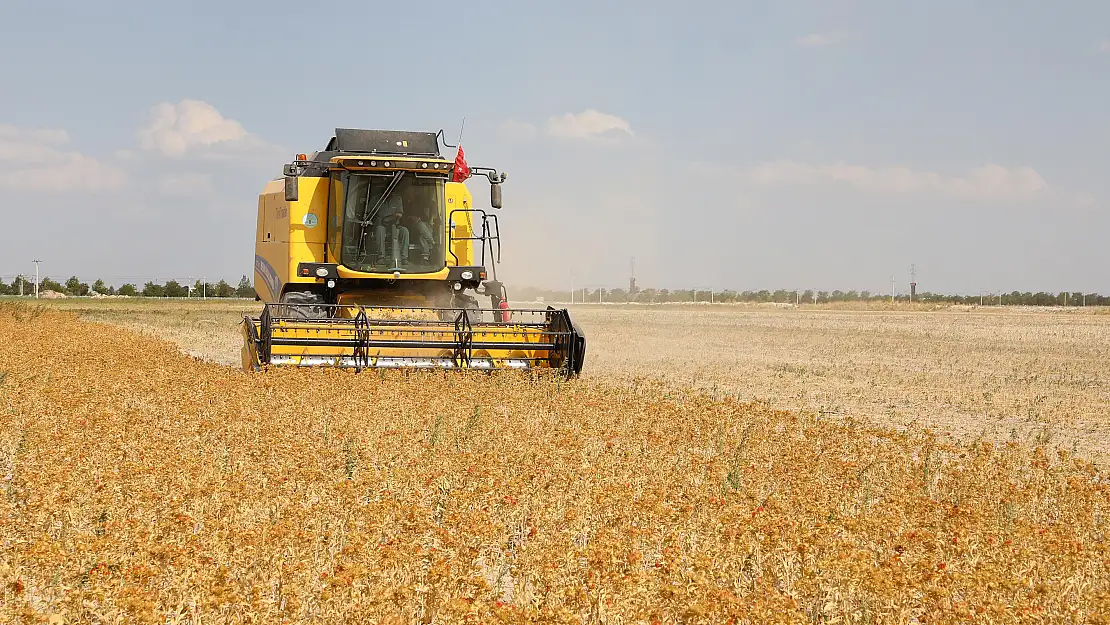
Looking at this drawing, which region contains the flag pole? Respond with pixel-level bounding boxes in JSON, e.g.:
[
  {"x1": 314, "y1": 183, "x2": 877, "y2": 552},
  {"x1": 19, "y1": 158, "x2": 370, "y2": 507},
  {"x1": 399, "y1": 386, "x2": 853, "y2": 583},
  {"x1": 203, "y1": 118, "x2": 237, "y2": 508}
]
[{"x1": 456, "y1": 117, "x2": 466, "y2": 148}]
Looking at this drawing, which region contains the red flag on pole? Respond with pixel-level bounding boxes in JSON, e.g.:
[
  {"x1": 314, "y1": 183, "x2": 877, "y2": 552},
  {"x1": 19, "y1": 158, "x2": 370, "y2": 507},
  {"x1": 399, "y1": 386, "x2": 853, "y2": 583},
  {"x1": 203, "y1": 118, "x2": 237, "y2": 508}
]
[{"x1": 452, "y1": 146, "x2": 470, "y2": 182}]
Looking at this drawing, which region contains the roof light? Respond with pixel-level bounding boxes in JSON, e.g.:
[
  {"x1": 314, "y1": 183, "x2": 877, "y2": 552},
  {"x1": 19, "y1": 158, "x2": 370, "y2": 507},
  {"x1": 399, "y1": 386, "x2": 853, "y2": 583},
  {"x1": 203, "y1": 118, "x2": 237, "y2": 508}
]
[
  {"x1": 383, "y1": 161, "x2": 391, "y2": 167},
  {"x1": 421, "y1": 162, "x2": 428, "y2": 169},
  {"x1": 370, "y1": 160, "x2": 376, "y2": 166},
  {"x1": 296, "y1": 153, "x2": 306, "y2": 161}
]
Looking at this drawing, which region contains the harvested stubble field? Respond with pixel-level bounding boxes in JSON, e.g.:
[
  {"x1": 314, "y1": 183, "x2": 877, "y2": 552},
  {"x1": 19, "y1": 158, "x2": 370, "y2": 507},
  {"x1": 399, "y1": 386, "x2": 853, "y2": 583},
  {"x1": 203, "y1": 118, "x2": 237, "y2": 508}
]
[{"x1": 1, "y1": 302, "x2": 1109, "y2": 624}]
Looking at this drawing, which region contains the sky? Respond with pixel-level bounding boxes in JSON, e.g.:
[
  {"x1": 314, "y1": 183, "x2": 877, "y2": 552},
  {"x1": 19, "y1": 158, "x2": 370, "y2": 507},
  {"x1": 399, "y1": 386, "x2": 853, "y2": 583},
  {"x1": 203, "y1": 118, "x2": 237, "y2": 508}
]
[{"x1": 1, "y1": 0, "x2": 1109, "y2": 294}]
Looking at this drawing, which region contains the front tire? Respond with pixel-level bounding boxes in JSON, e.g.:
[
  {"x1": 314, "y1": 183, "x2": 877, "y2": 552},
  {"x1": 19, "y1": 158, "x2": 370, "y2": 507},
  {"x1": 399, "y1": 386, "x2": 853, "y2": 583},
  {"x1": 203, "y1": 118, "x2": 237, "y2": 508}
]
[
  {"x1": 280, "y1": 290, "x2": 328, "y2": 319},
  {"x1": 452, "y1": 292, "x2": 482, "y2": 324}
]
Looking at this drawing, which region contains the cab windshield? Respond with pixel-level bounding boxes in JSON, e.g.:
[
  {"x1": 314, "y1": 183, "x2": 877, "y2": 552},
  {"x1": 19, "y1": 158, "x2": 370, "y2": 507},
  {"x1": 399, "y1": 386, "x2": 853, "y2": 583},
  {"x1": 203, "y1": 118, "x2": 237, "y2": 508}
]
[{"x1": 339, "y1": 172, "x2": 445, "y2": 273}]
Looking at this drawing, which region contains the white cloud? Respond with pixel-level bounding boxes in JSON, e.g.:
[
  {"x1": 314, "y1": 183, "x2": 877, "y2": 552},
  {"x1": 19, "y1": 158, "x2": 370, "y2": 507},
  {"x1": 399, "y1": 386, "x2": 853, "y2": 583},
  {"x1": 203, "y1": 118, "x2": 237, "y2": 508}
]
[
  {"x1": 796, "y1": 32, "x2": 850, "y2": 47},
  {"x1": 158, "y1": 172, "x2": 213, "y2": 196},
  {"x1": 0, "y1": 124, "x2": 69, "y2": 144},
  {"x1": 138, "y1": 99, "x2": 252, "y2": 156},
  {"x1": 737, "y1": 160, "x2": 1048, "y2": 201},
  {"x1": 0, "y1": 124, "x2": 127, "y2": 193},
  {"x1": 546, "y1": 109, "x2": 633, "y2": 141}
]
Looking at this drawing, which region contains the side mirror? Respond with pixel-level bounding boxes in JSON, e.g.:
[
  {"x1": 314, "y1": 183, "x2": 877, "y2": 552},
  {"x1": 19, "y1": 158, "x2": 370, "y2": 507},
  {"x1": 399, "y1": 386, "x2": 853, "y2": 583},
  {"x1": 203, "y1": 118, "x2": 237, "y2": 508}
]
[
  {"x1": 490, "y1": 182, "x2": 502, "y2": 209},
  {"x1": 284, "y1": 175, "x2": 299, "y2": 202}
]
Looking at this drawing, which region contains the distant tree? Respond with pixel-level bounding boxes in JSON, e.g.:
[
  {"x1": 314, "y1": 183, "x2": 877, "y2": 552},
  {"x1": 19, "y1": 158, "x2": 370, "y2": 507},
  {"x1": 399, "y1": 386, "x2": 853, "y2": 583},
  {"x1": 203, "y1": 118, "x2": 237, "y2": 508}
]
[
  {"x1": 40, "y1": 277, "x2": 65, "y2": 293},
  {"x1": 235, "y1": 275, "x2": 255, "y2": 298},
  {"x1": 65, "y1": 276, "x2": 90, "y2": 296},
  {"x1": 163, "y1": 280, "x2": 188, "y2": 298},
  {"x1": 0, "y1": 279, "x2": 9, "y2": 295},
  {"x1": 11, "y1": 275, "x2": 29, "y2": 295},
  {"x1": 91, "y1": 279, "x2": 109, "y2": 295},
  {"x1": 215, "y1": 280, "x2": 235, "y2": 298},
  {"x1": 107, "y1": 286, "x2": 116, "y2": 296},
  {"x1": 118, "y1": 284, "x2": 138, "y2": 297},
  {"x1": 142, "y1": 282, "x2": 165, "y2": 297}
]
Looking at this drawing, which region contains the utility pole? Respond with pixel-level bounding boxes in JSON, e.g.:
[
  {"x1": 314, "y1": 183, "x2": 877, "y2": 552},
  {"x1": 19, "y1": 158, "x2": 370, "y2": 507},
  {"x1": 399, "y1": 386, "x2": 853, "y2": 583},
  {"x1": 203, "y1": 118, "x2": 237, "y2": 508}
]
[
  {"x1": 890, "y1": 275, "x2": 895, "y2": 305},
  {"x1": 32, "y1": 260, "x2": 41, "y2": 298},
  {"x1": 202, "y1": 277, "x2": 207, "y2": 300},
  {"x1": 909, "y1": 263, "x2": 916, "y2": 303}
]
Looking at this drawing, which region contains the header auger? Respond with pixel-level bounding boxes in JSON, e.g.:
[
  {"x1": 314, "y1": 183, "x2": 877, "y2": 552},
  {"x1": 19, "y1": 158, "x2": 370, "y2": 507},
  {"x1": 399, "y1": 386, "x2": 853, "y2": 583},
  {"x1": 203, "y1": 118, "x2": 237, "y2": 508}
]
[{"x1": 241, "y1": 128, "x2": 586, "y2": 375}]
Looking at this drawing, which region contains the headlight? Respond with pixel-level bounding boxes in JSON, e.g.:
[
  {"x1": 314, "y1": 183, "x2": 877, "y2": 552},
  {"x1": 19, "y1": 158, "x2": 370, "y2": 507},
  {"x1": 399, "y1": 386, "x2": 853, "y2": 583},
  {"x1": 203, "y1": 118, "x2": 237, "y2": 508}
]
[{"x1": 315, "y1": 267, "x2": 328, "y2": 277}]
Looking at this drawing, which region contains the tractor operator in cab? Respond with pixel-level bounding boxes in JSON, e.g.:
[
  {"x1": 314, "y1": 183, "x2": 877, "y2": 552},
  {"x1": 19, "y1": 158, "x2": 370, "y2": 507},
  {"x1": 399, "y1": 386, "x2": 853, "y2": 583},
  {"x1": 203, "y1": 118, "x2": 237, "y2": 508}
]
[
  {"x1": 375, "y1": 194, "x2": 409, "y2": 267},
  {"x1": 408, "y1": 210, "x2": 435, "y2": 263}
]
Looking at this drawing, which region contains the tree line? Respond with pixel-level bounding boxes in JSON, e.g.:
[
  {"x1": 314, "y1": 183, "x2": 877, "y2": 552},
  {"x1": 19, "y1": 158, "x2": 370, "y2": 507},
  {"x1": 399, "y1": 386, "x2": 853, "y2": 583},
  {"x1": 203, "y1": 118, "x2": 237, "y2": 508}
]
[
  {"x1": 0, "y1": 275, "x2": 256, "y2": 299},
  {"x1": 2, "y1": 275, "x2": 1106, "y2": 307},
  {"x1": 513, "y1": 286, "x2": 1110, "y2": 307}
]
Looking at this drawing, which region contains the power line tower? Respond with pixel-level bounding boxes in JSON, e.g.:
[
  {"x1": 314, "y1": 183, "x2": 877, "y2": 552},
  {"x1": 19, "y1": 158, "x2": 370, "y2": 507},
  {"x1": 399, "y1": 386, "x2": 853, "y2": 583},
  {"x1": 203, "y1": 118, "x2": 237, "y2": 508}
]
[
  {"x1": 32, "y1": 259, "x2": 41, "y2": 298},
  {"x1": 628, "y1": 257, "x2": 638, "y2": 296},
  {"x1": 909, "y1": 263, "x2": 916, "y2": 302}
]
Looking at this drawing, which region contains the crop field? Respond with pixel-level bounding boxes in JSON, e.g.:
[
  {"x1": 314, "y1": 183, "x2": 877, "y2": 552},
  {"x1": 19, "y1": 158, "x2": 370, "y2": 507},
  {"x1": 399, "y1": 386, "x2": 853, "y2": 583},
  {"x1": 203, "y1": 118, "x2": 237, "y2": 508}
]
[
  {"x1": 1, "y1": 301, "x2": 1109, "y2": 623},
  {"x1": 34, "y1": 297, "x2": 1110, "y2": 463}
]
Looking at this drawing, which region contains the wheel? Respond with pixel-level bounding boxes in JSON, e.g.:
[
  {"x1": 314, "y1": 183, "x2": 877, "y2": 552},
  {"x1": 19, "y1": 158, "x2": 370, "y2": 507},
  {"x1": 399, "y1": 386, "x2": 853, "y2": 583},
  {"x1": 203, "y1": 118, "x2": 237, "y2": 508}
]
[
  {"x1": 452, "y1": 292, "x2": 482, "y2": 325},
  {"x1": 280, "y1": 290, "x2": 327, "y2": 319}
]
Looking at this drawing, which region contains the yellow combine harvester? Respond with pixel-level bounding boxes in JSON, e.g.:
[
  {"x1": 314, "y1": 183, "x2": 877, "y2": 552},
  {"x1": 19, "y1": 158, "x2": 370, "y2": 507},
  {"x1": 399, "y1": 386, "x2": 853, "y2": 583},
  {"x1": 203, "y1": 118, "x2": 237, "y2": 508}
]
[{"x1": 241, "y1": 128, "x2": 585, "y2": 374}]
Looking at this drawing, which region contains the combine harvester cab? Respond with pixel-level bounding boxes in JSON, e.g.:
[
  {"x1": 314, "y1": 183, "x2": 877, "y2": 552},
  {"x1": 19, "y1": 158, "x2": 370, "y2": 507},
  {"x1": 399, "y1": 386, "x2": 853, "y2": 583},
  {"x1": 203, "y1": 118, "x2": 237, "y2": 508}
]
[{"x1": 241, "y1": 127, "x2": 586, "y2": 376}]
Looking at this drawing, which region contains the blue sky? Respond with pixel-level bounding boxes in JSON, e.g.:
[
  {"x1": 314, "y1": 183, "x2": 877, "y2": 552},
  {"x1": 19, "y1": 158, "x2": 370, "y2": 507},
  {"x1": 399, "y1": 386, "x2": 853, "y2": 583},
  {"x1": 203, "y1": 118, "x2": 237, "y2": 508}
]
[{"x1": 1, "y1": 0, "x2": 1109, "y2": 294}]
